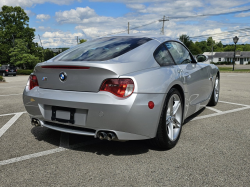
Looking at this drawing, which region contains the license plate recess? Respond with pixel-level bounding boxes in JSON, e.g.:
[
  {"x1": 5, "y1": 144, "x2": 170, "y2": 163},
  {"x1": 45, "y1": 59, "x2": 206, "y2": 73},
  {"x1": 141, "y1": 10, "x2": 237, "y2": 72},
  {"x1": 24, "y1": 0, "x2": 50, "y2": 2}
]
[{"x1": 51, "y1": 106, "x2": 75, "y2": 124}]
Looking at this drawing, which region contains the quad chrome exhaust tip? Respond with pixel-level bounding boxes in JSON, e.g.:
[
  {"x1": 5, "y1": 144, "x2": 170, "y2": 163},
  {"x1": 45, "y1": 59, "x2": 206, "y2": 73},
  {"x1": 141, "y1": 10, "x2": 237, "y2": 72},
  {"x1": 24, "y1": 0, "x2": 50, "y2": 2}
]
[
  {"x1": 98, "y1": 132, "x2": 107, "y2": 140},
  {"x1": 98, "y1": 131, "x2": 117, "y2": 141},
  {"x1": 31, "y1": 118, "x2": 41, "y2": 127}
]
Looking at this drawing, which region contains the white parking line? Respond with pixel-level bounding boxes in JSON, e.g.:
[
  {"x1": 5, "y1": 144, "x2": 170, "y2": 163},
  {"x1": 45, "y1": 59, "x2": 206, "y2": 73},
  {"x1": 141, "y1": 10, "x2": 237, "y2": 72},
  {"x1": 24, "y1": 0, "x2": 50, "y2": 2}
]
[
  {"x1": 206, "y1": 107, "x2": 222, "y2": 113},
  {"x1": 0, "y1": 113, "x2": 23, "y2": 138},
  {"x1": 219, "y1": 100, "x2": 250, "y2": 107},
  {"x1": 193, "y1": 106, "x2": 250, "y2": 121},
  {"x1": 0, "y1": 112, "x2": 26, "y2": 117},
  {"x1": 0, "y1": 100, "x2": 249, "y2": 166},
  {"x1": 0, "y1": 93, "x2": 22, "y2": 97},
  {"x1": 0, "y1": 147, "x2": 66, "y2": 166},
  {"x1": 0, "y1": 140, "x2": 100, "y2": 166}
]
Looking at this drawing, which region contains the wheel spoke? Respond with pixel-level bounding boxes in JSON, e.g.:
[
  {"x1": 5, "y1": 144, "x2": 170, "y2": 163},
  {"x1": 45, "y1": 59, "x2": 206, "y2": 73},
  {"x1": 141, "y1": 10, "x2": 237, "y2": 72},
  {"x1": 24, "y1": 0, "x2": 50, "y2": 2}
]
[
  {"x1": 173, "y1": 101, "x2": 180, "y2": 115},
  {"x1": 169, "y1": 96, "x2": 173, "y2": 116},
  {"x1": 173, "y1": 118, "x2": 181, "y2": 128},
  {"x1": 168, "y1": 122, "x2": 174, "y2": 140}
]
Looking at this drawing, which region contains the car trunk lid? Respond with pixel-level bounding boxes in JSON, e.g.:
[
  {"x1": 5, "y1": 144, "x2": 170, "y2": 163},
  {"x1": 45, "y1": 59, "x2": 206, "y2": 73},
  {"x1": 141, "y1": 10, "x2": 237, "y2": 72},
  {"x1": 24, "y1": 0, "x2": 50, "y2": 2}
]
[{"x1": 35, "y1": 63, "x2": 120, "y2": 92}]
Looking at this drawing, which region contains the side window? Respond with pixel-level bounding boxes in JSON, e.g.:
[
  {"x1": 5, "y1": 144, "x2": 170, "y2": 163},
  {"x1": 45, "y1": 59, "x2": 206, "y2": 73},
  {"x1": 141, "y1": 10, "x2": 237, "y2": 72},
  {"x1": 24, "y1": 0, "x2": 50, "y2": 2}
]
[
  {"x1": 165, "y1": 42, "x2": 192, "y2": 65},
  {"x1": 153, "y1": 44, "x2": 175, "y2": 66}
]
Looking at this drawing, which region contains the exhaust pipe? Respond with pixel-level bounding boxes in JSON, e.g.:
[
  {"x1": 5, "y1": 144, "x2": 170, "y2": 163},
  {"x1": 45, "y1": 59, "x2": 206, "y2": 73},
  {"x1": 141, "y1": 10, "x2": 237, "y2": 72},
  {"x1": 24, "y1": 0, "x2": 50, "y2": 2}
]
[
  {"x1": 107, "y1": 133, "x2": 116, "y2": 141},
  {"x1": 98, "y1": 132, "x2": 107, "y2": 140},
  {"x1": 31, "y1": 119, "x2": 41, "y2": 127}
]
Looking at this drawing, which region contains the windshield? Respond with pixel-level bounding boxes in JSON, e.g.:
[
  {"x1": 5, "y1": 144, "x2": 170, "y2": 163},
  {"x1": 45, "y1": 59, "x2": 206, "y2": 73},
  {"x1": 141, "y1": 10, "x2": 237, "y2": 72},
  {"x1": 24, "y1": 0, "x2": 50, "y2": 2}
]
[{"x1": 54, "y1": 36, "x2": 152, "y2": 61}]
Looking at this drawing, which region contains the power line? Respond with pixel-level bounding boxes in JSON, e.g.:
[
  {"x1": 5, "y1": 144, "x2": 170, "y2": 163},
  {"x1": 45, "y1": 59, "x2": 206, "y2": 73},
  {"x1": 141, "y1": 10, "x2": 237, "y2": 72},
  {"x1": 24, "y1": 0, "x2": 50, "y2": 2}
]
[
  {"x1": 169, "y1": 8, "x2": 250, "y2": 19},
  {"x1": 189, "y1": 27, "x2": 250, "y2": 39},
  {"x1": 95, "y1": 20, "x2": 158, "y2": 38},
  {"x1": 92, "y1": 7, "x2": 250, "y2": 40}
]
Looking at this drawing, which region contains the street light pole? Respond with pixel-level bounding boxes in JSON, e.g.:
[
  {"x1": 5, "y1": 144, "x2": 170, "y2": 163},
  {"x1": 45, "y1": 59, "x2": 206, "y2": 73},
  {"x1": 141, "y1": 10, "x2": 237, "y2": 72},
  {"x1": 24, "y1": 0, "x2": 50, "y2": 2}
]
[{"x1": 233, "y1": 36, "x2": 239, "y2": 71}]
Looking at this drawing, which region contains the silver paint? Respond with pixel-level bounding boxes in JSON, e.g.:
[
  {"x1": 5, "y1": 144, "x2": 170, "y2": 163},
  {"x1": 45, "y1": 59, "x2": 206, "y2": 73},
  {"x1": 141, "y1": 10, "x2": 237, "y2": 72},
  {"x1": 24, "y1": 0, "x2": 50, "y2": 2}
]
[{"x1": 23, "y1": 34, "x2": 219, "y2": 140}]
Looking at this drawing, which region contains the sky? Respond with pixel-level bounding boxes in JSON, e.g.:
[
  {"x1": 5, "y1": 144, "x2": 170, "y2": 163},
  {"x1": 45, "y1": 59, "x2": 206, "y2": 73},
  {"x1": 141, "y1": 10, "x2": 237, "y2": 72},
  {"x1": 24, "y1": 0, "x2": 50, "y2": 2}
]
[{"x1": 1, "y1": 0, "x2": 250, "y2": 48}]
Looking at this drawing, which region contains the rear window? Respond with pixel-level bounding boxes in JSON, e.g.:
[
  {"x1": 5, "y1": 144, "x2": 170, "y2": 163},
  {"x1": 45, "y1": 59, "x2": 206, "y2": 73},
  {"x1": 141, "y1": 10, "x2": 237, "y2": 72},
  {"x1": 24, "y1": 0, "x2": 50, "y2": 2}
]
[{"x1": 55, "y1": 36, "x2": 152, "y2": 61}]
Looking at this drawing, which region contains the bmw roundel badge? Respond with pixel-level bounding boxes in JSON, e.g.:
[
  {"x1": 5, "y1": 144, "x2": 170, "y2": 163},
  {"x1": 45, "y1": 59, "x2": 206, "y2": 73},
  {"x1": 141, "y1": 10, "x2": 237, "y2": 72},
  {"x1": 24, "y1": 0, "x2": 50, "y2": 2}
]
[{"x1": 59, "y1": 72, "x2": 67, "y2": 82}]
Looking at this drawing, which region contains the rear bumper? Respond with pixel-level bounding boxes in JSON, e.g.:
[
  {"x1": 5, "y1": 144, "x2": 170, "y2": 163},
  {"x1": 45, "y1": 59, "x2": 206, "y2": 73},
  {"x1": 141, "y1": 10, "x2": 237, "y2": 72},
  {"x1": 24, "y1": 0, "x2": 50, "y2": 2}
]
[
  {"x1": 2, "y1": 72, "x2": 16, "y2": 75},
  {"x1": 23, "y1": 86, "x2": 165, "y2": 140}
]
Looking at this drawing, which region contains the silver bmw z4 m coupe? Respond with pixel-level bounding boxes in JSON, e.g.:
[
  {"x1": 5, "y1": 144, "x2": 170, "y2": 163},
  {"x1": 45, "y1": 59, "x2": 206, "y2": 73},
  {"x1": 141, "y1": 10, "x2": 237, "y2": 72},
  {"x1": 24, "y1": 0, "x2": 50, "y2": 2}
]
[{"x1": 23, "y1": 34, "x2": 220, "y2": 149}]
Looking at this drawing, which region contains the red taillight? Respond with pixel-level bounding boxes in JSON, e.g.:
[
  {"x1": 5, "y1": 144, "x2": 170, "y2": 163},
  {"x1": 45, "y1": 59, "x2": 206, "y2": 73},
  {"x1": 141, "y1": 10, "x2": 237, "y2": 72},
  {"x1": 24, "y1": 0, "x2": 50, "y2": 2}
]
[
  {"x1": 29, "y1": 75, "x2": 39, "y2": 90},
  {"x1": 100, "y1": 78, "x2": 134, "y2": 98},
  {"x1": 5, "y1": 69, "x2": 8, "y2": 72}
]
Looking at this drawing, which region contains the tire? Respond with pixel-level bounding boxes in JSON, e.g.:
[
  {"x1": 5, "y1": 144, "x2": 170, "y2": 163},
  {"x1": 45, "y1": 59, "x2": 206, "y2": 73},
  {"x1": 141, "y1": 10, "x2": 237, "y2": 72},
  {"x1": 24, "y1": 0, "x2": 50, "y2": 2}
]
[
  {"x1": 3, "y1": 72, "x2": 7, "y2": 77},
  {"x1": 150, "y1": 88, "x2": 183, "y2": 149},
  {"x1": 13, "y1": 74, "x2": 16, "y2": 76},
  {"x1": 207, "y1": 75, "x2": 220, "y2": 106}
]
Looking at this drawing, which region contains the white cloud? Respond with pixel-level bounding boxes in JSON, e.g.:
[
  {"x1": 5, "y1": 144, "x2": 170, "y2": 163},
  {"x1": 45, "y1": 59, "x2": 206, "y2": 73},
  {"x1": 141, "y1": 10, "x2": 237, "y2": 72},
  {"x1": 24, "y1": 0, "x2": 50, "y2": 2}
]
[
  {"x1": 235, "y1": 12, "x2": 250, "y2": 17},
  {"x1": 36, "y1": 14, "x2": 51, "y2": 21},
  {"x1": 24, "y1": 9, "x2": 35, "y2": 16},
  {"x1": 55, "y1": 7, "x2": 97, "y2": 24},
  {"x1": 30, "y1": 0, "x2": 250, "y2": 47},
  {"x1": 126, "y1": 3, "x2": 146, "y2": 10},
  {"x1": 0, "y1": 0, "x2": 80, "y2": 8},
  {"x1": 40, "y1": 31, "x2": 84, "y2": 47}
]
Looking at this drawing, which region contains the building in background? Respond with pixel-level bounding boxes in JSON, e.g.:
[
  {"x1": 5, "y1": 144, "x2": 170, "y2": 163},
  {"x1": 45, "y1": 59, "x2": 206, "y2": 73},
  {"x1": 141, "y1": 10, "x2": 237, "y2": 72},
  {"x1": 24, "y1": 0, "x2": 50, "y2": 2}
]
[
  {"x1": 48, "y1": 48, "x2": 63, "y2": 53},
  {"x1": 203, "y1": 51, "x2": 250, "y2": 64}
]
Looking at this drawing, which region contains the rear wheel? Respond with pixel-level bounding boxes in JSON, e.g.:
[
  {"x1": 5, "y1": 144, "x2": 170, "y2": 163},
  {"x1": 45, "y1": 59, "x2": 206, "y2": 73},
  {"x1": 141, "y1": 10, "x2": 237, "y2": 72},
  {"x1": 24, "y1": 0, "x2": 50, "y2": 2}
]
[
  {"x1": 3, "y1": 72, "x2": 7, "y2": 77},
  {"x1": 151, "y1": 88, "x2": 183, "y2": 149},
  {"x1": 207, "y1": 75, "x2": 219, "y2": 106},
  {"x1": 13, "y1": 74, "x2": 16, "y2": 76}
]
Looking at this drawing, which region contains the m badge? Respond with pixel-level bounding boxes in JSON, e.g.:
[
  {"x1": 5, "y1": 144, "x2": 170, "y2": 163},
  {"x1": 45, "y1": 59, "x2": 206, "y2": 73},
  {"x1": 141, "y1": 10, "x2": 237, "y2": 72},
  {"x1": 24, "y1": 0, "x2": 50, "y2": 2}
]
[{"x1": 42, "y1": 77, "x2": 47, "y2": 81}]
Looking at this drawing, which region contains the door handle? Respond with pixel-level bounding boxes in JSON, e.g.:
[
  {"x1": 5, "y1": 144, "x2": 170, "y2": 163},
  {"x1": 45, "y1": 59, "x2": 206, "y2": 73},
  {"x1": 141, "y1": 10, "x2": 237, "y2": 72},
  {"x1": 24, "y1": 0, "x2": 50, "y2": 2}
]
[{"x1": 209, "y1": 76, "x2": 213, "y2": 81}]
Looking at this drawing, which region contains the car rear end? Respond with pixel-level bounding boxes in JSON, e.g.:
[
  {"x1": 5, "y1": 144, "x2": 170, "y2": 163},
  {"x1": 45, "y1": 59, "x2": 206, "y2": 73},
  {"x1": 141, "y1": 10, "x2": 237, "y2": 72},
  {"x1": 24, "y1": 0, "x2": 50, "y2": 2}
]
[
  {"x1": 23, "y1": 36, "x2": 164, "y2": 141},
  {"x1": 3, "y1": 65, "x2": 17, "y2": 76}
]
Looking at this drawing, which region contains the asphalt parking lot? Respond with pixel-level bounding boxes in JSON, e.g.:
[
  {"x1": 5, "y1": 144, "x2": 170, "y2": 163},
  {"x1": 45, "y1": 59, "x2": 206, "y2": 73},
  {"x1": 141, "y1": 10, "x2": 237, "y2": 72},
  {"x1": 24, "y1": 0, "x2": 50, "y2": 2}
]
[{"x1": 0, "y1": 74, "x2": 250, "y2": 186}]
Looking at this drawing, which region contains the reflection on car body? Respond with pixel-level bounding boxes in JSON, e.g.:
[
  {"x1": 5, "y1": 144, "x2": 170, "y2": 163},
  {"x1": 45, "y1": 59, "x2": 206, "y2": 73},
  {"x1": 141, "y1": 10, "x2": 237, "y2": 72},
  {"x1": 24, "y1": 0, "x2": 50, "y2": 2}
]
[{"x1": 23, "y1": 34, "x2": 220, "y2": 149}]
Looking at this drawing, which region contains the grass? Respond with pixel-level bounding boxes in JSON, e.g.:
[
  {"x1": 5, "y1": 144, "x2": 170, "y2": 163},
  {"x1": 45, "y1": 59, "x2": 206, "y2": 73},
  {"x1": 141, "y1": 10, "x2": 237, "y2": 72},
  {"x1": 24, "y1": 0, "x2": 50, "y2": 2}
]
[{"x1": 218, "y1": 67, "x2": 250, "y2": 73}]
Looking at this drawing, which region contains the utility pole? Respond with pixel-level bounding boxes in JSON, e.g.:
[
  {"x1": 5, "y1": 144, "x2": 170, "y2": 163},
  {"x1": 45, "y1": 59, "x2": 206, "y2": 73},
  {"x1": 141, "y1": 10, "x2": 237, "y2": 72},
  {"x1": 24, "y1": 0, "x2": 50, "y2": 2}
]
[
  {"x1": 128, "y1": 22, "x2": 129, "y2": 34},
  {"x1": 159, "y1": 15, "x2": 169, "y2": 35},
  {"x1": 77, "y1": 36, "x2": 78, "y2": 44}
]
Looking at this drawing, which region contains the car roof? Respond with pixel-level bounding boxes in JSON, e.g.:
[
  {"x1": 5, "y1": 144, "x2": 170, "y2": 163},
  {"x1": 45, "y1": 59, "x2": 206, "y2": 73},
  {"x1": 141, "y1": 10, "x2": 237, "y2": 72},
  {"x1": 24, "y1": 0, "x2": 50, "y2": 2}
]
[{"x1": 100, "y1": 33, "x2": 180, "y2": 44}]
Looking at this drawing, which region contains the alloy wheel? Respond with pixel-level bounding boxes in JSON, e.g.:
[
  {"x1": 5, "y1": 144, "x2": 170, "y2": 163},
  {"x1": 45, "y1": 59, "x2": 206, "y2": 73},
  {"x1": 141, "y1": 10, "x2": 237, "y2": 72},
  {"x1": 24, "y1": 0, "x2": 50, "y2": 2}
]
[{"x1": 166, "y1": 94, "x2": 182, "y2": 141}]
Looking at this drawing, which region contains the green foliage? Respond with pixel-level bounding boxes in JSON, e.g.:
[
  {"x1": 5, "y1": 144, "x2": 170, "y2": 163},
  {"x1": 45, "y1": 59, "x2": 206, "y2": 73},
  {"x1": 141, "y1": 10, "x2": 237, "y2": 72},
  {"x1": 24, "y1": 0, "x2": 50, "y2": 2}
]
[
  {"x1": 0, "y1": 6, "x2": 38, "y2": 64},
  {"x1": 0, "y1": 76, "x2": 5, "y2": 82},
  {"x1": 179, "y1": 35, "x2": 250, "y2": 55},
  {"x1": 44, "y1": 49, "x2": 56, "y2": 61},
  {"x1": 17, "y1": 69, "x2": 33, "y2": 75},
  {"x1": 79, "y1": 39, "x2": 87, "y2": 44},
  {"x1": 9, "y1": 39, "x2": 39, "y2": 69}
]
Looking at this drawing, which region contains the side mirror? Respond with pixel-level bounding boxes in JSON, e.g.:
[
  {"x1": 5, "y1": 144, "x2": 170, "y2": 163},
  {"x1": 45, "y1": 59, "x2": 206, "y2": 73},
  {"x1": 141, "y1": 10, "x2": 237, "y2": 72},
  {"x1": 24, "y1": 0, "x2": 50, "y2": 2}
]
[{"x1": 196, "y1": 54, "x2": 208, "y2": 62}]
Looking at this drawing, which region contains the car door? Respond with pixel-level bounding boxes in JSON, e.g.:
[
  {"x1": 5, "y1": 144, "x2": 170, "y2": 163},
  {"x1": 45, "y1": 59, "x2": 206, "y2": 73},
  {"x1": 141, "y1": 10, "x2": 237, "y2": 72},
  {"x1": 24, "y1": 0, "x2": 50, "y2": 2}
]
[{"x1": 165, "y1": 41, "x2": 210, "y2": 116}]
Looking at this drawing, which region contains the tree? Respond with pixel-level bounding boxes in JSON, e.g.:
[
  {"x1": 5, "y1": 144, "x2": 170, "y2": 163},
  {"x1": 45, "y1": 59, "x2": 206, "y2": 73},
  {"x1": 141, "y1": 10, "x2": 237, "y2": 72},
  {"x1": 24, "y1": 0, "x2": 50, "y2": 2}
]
[
  {"x1": 44, "y1": 49, "x2": 56, "y2": 61},
  {"x1": 79, "y1": 39, "x2": 87, "y2": 44},
  {"x1": 0, "y1": 6, "x2": 36, "y2": 64},
  {"x1": 179, "y1": 35, "x2": 192, "y2": 48},
  {"x1": 9, "y1": 39, "x2": 39, "y2": 69},
  {"x1": 207, "y1": 37, "x2": 215, "y2": 48},
  {"x1": 188, "y1": 42, "x2": 203, "y2": 55}
]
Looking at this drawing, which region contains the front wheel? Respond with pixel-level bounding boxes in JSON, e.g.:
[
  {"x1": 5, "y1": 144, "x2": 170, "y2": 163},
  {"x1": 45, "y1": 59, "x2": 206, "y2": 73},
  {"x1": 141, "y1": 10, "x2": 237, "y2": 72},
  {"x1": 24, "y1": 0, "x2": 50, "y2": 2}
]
[
  {"x1": 207, "y1": 75, "x2": 220, "y2": 106},
  {"x1": 151, "y1": 88, "x2": 183, "y2": 149}
]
